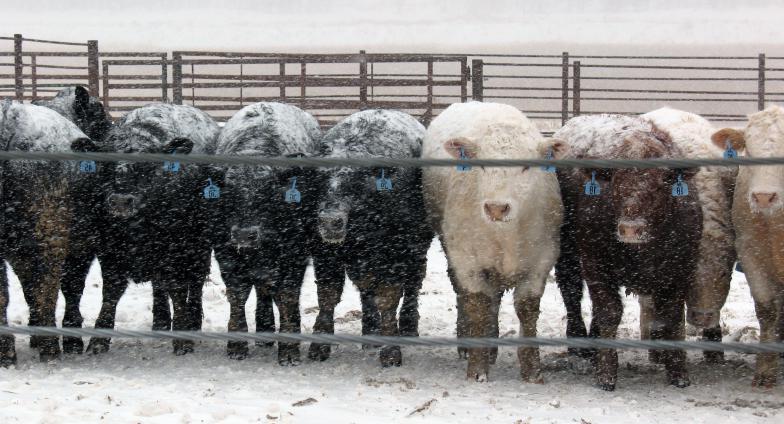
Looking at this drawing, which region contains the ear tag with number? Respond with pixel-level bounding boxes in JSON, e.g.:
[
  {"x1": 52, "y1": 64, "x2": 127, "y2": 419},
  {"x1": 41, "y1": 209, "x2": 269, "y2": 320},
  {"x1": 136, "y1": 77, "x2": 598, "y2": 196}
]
[
  {"x1": 203, "y1": 178, "x2": 220, "y2": 199},
  {"x1": 541, "y1": 148, "x2": 556, "y2": 173},
  {"x1": 285, "y1": 176, "x2": 301, "y2": 203},
  {"x1": 376, "y1": 168, "x2": 393, "y2": 191},
  {"x1": 456, "y1": 147, "x2": 471, "y2": 172},
  {"x1": 723, "y1": 140, "x2": 738, "y2": 159},
  {"x1": 672, "y1": 173, "x2": 689, "y2": 197},
  {"x1": 163, "y1": 152, "x2": 180, "y2": 173},
  {"x1": 584, "y1": 171, "x2": 601, "y2": 196},
  {"x1": 79, "y1": 160, "x2": 96, "y2": 173}
]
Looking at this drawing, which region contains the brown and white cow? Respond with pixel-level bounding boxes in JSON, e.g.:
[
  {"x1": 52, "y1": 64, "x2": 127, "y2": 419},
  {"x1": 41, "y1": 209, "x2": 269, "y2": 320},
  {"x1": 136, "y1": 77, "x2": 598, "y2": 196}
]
[{"x1": 714, "y1": 104, "x2": 784, "y2": 388}]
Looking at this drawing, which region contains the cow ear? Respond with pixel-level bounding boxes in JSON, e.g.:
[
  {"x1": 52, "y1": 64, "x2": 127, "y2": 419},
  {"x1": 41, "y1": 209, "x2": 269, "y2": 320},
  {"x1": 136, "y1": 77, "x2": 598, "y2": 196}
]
[
  {"x1": 711, "y1": 128, "x2": 745, "y2": 152},
  {"x1": 539, "y1": 138, "x2": 569, "y2": 159},
  {"x1": 166, "y1": 137, "x2": 194, "y2": 154},
  {"x1": 74, "y1": 86, "x2": 90, "y2": 109},
  {"x1": 70, "y1": 137, "x2": 99, "y2": 152},
  {"x1": 443, "y1": 138, "x2": 476, "y2": 159}
]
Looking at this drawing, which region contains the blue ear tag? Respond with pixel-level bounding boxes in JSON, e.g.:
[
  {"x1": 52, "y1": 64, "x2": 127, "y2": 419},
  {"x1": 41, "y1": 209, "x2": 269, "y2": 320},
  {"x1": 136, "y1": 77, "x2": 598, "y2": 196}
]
[
  {"x1": 285, "y1": 176, "x2": 301, "y2": 203},
  {"x1": 541, "y1": 148, "x2": 556, "y2": 173},
  {"x1": 584, "y1": 171, "x2": 601, "y2": 196},
  {"x1": 79, "y1": 160, "x2": 96, "y2": 173},
  {"x1": 203, "y1": 178, "x2": 220, "y2": 199},
  {"x1": 735, "y1": 261, "x2": 744, "y2": 273},
  {"x1": 672, "y1": 173, "x2": 689, "y2": 197},
  {"x1": 456, "y1": 147, "x2": 471, "y2": 172},
  {"x1": 163, "y1": 152, "x2": 180, "y2": 173},
  {"x1": 723, "y1": 141, "x2": 738, "y2": 159},
  {"x1": 376, "y1": 169, "x2": 393, "y2": 191}
]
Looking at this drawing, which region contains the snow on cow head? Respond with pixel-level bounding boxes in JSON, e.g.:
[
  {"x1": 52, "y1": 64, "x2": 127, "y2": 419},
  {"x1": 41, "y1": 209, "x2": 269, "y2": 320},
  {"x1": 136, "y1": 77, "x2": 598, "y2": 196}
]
[{"x1": 713, "y1": 105, "x2": 784, "y2": 214}]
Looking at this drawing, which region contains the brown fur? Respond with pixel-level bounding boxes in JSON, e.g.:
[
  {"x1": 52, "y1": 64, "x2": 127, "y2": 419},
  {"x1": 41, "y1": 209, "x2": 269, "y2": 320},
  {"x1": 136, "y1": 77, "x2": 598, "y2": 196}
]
[{"x1": 711, "y1": 128, "x2": 746, "y2": 151}]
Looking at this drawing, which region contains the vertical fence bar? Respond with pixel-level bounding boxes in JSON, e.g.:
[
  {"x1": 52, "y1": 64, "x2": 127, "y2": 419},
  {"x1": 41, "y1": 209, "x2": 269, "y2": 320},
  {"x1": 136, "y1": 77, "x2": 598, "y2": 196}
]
[
  {"x1": 30, "y1": 54, "x2": 37, "y2": 101},
  {"x1": 172, "y1": 52, "x2": 183, "y2": 105},
  {"x1": 758, "y1": 53, "x2": 766, "y2": 111},
  {"x1": 101, "y1": 61, "x2": 109, "y2": 108},
  {"x1": 239, "y1": 55, "x2": 244, "y2": 108},
  {"x1": 359, "y1": 50, "x2": 368, "y2": 110},
  {"x1": 471, "y1": 59, "x2": 483, "y2": 101},
  {"x1": 460, "y1": 57, "x2": 468, "y2": 103},
  {"x1": 561, "y1": 52, "x2": 569, "y2": 125},
  {"x1": 87, "y1": 40, "x2": 99, "y2": 97},
  {"x1": 423, "y1": 59, "x2": 434, "y2": 125},
  {"x1": 300, "y1": 61, "x2": 306, "y2": 102},
  {"x1": 572, "y1": 61, "x2": 581, "y2": 118},
  {"x1": 14, "y1": 34, "x2": 23, "y2": 101},
  {"x1": 190, "y1": 63, "x2": 195, "y2": 106},
  {"x1": 279, "y1": 61, "x2": 286, "y2": 100},
  {"x1": 160, "y1": 54, "x2": 168, "y2": 103}
]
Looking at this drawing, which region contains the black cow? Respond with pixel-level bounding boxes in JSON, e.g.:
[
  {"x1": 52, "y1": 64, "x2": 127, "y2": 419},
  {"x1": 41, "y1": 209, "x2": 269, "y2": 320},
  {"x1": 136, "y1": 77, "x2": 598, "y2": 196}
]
[{"x1": 308, "y1": 109, "x2": 432, "y2": 367}]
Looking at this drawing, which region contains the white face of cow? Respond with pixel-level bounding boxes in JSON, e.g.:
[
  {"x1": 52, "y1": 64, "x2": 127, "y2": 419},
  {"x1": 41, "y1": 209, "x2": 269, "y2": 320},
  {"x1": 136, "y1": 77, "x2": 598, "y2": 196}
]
[
  {"x1": 441, "y1": 127, "x2": 566, "y2": 225},
  {"x1": 713, "y1": 107, "x2": 784, "y2": 215}
]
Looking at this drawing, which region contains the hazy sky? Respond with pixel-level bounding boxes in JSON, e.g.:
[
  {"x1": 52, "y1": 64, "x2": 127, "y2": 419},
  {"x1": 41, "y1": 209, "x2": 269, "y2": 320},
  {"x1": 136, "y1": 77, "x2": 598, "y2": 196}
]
[{"x1": 5, "y1": 0, "x2": 783, "y2": 51}]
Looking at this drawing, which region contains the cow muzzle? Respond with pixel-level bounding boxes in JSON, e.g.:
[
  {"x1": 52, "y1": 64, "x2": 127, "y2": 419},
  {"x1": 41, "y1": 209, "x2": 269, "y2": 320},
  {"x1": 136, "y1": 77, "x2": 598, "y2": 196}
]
[
  {"x1": 483, "y1": 202, "x2": 512, "y2": 222},
  {"x1": 750, "y1": 191, "x2": 782, "y2": 213},
  {"x1": 107, "y1": 193, "x2": 140, "y2": 218},
  {"x1": 318, "y1": 212, "x2": 347, "y2": 244},
  {"x1": 687, "y1": 308, "x2": 720, "y2": 329},
  {"x1": 616, "y1": 220, "x2": 649, "y2": 244}
]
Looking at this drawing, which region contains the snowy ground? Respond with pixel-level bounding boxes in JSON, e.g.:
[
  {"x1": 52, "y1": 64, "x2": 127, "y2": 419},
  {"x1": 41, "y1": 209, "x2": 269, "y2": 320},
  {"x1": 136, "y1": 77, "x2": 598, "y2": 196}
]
[{"x1": 0, "y1": 238, "x2": 781, "y2": 423}]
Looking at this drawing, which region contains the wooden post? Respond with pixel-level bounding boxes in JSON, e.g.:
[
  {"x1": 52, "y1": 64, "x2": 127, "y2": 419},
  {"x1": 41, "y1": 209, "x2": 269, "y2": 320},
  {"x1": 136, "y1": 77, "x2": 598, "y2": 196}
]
[
  {"x1": 161, "y1": 54, "x2": 168, "y2": 102},
  {"x1": 300, "y1": 61, "x2": 306, "y2": 102},
  {"x1": 561, "y1": 51, "x2": 569, "y2": 125},
  {"x1": 359, "y1": 50, "x2": 368, "y2": 110},
  {"x1": 423, "y1": 59, "x2": 433, "y2": 125},
  {"x1": 30, "y1": 54, "x2": 37, "y2": 101},
  {"x1": 572, "y1": 61, "x2": 581, "y2": 118},
  {"x1": 172, "y1": 52, "x2": 183, "y2": 105},
  {"x1": 279, "y1": 61, "x2": 286, "y2": 100},
  {"x1": 460, "y1": 57, "x2": 468, "y2": 103},
  {"x1": 758, "y1": 53, "x2": 766, "y2": 111},
  {"x1": 102, "y1": 61, "x2": 109, "y2": 108},
  {"x1": 471, "y1": 59, "x2": 483, "y2": 101},
  {"x1": 14, "y1": 34, "x2": 23, "y2": 101},
  {"x1": 239, "y1": 55, "x2": 244, "y2": 108},
  {"x1": 87, "y1": 40, "x2": 100, "y2": 97}
]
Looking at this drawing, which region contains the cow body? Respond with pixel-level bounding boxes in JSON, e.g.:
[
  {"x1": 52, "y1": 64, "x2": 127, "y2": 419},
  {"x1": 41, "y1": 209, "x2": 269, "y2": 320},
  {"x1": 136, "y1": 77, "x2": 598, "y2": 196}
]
[
  {"x1": 423, "y1": 102, "x2": 563, "y2": 382},
  {"x1": 212, "y1": 102, "x2": 322, "y2": 365},
  {"x1": 554, "y1": 114, "x2": 702, "y2": 390},
  {"x1": 310, "y1": 109, "x2": 432, "y2": 366},
  {"x1": 70, "y1": 103, "x2": 220, "y2": 355},
  {"x1": 0, "y1": 100, "x2": 90, "y2": 364}
]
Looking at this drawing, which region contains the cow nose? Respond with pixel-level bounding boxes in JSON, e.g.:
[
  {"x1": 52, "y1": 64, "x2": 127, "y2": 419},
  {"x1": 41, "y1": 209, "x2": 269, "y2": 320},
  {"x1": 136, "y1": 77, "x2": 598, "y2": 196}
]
[
  {"x1": 687, "y1": 308, "x2": 719, "y2": 328},
  {"x1": 483, "y1": 202, "x2": 511, "y2": 222},
  {"x1": 321, "y1": 216, "x2": 345, "y2": 232},
  {"x1": 751, "y1": 192, "x2": 778, "y2": 208},
  {"x1": 618, "y1": 223, "x2": 644, "y2": 239},
  {"x1": 107, "y1": 194, "x2": 138, "y2": 215}
]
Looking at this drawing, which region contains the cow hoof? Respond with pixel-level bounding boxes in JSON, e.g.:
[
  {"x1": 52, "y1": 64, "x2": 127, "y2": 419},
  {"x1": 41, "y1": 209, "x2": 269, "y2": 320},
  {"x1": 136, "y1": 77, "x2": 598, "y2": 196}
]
[
  {"x1": 380, "y1": 346, "x2": 402, "y2": 367},
  {"x1": 489, "y1": 347, "x2": 499, "y2": 365},
  {"x1": 568, "y1": 347, "x2": 596, "y2": 360},
  {"x1": 521, "y1": 372, "x2": 544, "y2": 384},
  {"x1": 307, "y1": 343, "x2": 331, "y2": 361},
  {"x1": 87, "y1": 337, "x2": 111, "y2": 355},
  {"x1": 63, "y1": 337, "x2": 84, "y2": 355},
  {"x1": 648, "y1": 349, "x2": 664, "y2": 364},
  {"x1": 703, "y1": 351, "x2": 725, "y2": 364},
  {"x1": 227, "y1": 342, "x2": 249, "y2": 360},
  {"x1": 278, "y1": 356, "x2": 301, "y2": 366},
  {"x1": 0, "y1": 338, "x2": 17, "y2": 368},
  {"x1": 596, "y1": 375, "x2": 617, "y2": 392},
  {"x1": 457, "y1": 347, "x2": 468, "y2": 360},
  {"x1": 0, "y1": 353, "x2": 16, "y2": 368},
  {"x1": 669, "y1": 376, "x2": 691, "y2": 388},
  {"x1": 173, "y1": 340, "x2": 194, "y2": 356},
  {"x1": 278, "y1": 344, "x2": 301, "y2": 366},
  {"x1": 467, "y1": 372, "x2": 489, "y2": 382},
  {"x1": 752, "y1": 374, "x2": 777, "y2": 389}
]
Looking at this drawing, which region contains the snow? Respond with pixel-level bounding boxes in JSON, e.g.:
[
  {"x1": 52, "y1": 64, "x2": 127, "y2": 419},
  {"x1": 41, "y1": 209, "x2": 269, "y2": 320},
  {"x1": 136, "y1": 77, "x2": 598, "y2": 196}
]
[{"x1": 1, "y1": 238, "x2": 780, "y2": 423}]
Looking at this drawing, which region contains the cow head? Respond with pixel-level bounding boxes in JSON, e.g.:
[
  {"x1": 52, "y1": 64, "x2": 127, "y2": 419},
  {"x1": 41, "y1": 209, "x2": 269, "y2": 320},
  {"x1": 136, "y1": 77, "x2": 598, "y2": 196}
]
[
  {"x1": 712, "y1": 108, "x2": 784, "y2": 214},
  {"x1": 37, "y1": 86, "x2": 113, "y2": 141}
]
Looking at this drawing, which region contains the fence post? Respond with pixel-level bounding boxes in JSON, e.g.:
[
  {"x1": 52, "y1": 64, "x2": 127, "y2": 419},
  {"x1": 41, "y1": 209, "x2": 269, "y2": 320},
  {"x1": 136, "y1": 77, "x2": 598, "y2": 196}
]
[
  {"x1": 471, "y1": 59, "x2": 483, "y2": 101},
  {"x1": 279, "y1": 61, "x2": 286, "y2": 100},
  {"x1": 14, "y1": 34, "x2": 23, "y2": 101},
  {"x1": 87, "y1": 40, "x2": 100, "y2": 97},
  {"x1": 300, "y1": 61, "x2": 306, "y2": 103},
  {"x1": 423, "y1": 59, "x2": 434, "y2": 125},
  {"x1": 460, "y1": 57, "x2": 468, "y2": 103},
  {"x1": 359, "y1": 50, "x2": 368, "y2": 110},
  {"x1": 572, "y1": 61, "x2": 581, "y2": 118},
  {"x1": 160, "y1": 53, "x2": 168, "y2": 103},
  {"x1": 172, "y1": 52, "x2": 183, "y2": 105},
  {"x1": 561, "y1": 51, "x2": 569, "y2": 125},
  {"x1": 102, "y1": 61, "x2": 109, "y2": 108},
  {"x1": 758, "y1": 53, "x2": 766, "y2": 111},
  {"x1": 30, "y1": 54, "x2": 37, "y2": 101}
]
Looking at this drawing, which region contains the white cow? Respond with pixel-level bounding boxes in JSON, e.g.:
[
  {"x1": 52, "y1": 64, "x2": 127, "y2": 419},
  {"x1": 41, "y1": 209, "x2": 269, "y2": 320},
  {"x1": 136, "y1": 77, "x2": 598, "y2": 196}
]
[{"x1": 422, "y1": 101, "x2": 564, "y2": 382}]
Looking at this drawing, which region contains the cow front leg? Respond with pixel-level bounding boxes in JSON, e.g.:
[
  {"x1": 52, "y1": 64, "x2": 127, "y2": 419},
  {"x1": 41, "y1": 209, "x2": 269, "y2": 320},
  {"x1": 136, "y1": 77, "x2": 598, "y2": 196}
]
[
  {"x1": 399, "y1": 262, "x2": 426, "y2": 338},
  {"x1": 274, "y1": 281, "x2": 303, "y2": 366},
  {"x1": 308, "y1": 256, "x2": 344, "y2": 361},
  {"x1": 151, "y1": 282, "x2": 171, "y2": 331},
  {"x1": 87, "y1": 264, "x2": 129, "y2": 354},
  {"x1": 168, "y1": 282, "x2": 195, "y2": 355},
  {"x1": 586, "y1": 282, "x2": 623, "y2": 391},
  {"x1": 652, "y1": 293, "x2": 690, "y2": 388},
  {"x1": 60, "y1": 253, "x2": 92, "y2": 354},
  {"x1": 375, "y1": 283, "x2": 404, "y2": 367},
  {"x1": 752, "y1": 299, "x2": 780, "y2": 388},
  {"x1": 0, "y1": 264, "x2": 16, "y2": 367},
  {"x1": 514, "y1": 278, "x2": 546, "y2": 384},
  {"x1": 225, "y1": 279, "x2": 252, "y2": 360},
  {"x1": 639, "y1": 295, "x2": 663, "y2": 364},
  {"x1": 15, "y1": 259, "x2": 61, "y2": 361},
  {"x1": 254, "y1": 287, "x2": 275, "y2": 347},
  {"x1": 463, "y1": 290, "x2": 496, "y2": 381}
]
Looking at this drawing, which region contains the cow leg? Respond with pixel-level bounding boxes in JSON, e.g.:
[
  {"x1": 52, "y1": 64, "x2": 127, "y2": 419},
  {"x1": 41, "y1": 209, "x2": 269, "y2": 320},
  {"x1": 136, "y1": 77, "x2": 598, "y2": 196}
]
[
  {"x1": 586, "y1": 282, "x2": 623, "y2": 391},
  {"x1": 187, "y1": 277, "x2": 204, "y2": 332},
  {"x1": 86, "y1": 265, "x2": 128, "y2": 355},
  {"x1": 0, "y1": 263, "x2": 16, "y2": 367},
  {"x1": 652, "y1": 292, "x2": 690, "y2": 388},
  {"x1": 702, "y1": 325, "x2": 725, "y2": 364},
  {"x1": 375, "y1": 282, "x2": 404, "y2": 367},
  {"x1": 14, "y1": 258, "x2": 60, "y2": 361},
  {"x1": 399, "y1": 262, "x2": 426, "y2": 338},
  {"x1": 308, "y1": 253, "x2": 344, "y2": 361},
  {"x1": 449, "y1": 265, "x2": 469, "y2": 360},
  {"x1": 514, "y1": 281, "x2": 545, "y2": 384},
  {"x1": 60, "y1": 253, "x2": 92, "y2": 355},
  {"x1": 274, "y1": 266, "x2": 306, "y2": 366},
  {"x1": 225, "y1": 277, "x2": 252, "y2": 360},
  {"x1": 464, "y1": 290, "x2": 497, "y2": 381},
  {"x1": 151, "y1": 282, "x2": 171, "y2": 331},
  {"x1": 168, "y1": 281, "x2": 195, "y2": 355},
  {"x1": 752, "y1": 298, "x2": 780, "y2": 388},
  {"x1": 254, "y1": 286, "x2": 275, "y2": 347},
  {"x1": 556, "y1": 249, "x2": 590, "y2": 358},
  {"x1": 639, "y1": 295, "x2": 662, "y2": 364},
  {"x1": 359, "y1": 288, "x2": 381, "y2": 349}
]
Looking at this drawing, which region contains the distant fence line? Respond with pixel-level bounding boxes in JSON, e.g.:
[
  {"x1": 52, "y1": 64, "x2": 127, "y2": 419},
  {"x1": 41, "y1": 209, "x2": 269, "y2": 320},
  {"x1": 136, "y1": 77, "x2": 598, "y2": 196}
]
[{"x1": 2, "y1": 34, "x2": 782, "y2": 128}]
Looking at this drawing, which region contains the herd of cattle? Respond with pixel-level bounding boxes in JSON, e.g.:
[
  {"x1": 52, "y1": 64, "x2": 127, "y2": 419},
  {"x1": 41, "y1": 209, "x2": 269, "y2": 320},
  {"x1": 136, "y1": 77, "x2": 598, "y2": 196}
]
[{"x1": 0, "y1": 85, "x2": 782, "y2": 391}]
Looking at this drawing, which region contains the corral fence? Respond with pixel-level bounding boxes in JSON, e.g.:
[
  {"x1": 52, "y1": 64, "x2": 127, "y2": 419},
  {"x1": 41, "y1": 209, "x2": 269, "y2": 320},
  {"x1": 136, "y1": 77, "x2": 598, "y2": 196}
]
[{"x1": 2, "y1": 34, "x2": 783, "y2": 130}]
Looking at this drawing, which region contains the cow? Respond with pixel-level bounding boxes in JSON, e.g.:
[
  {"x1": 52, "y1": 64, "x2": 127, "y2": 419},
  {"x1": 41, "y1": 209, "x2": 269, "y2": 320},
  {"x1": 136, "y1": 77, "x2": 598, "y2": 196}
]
[
  {"x1": 33, "y1": 85, "x2": 113, "y2": 142},
  {"x1": 308, "y1": 109, "x2": 432, "y2": 367},
  {"x1": 70, "y1": 103, "x2": 220, "y2": 355},
  {"x1": 715, "y1": 104, "x2": 784, "y2": 388},
  {"x1": 553, "y1": 114, "x2": 702, "y2": 391},
  {"x1": 211, "y1": 102, "x2": 322, "y2": 365},
  {"x1": 0, "y1": 100, "x2": 92, "y2": 364},
  {"x1": 422, "y1": 101, "x2": 564, "y2": 382}
]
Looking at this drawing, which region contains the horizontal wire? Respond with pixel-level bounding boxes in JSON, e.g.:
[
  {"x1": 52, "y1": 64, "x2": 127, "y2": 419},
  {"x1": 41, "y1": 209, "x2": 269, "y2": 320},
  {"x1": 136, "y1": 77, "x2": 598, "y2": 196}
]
[
  {"x1": 0, "y1": 151, "x2": 781, "y2": 169},
  {"x1": 1, "y1": 326, "x2": 782, "y2": 353}
]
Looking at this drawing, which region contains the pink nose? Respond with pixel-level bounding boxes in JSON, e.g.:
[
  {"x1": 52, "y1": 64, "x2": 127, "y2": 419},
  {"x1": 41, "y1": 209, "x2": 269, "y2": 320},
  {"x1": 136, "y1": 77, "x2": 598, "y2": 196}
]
[
  {"x1": 752, "y1": 192, "x2": 778, "y2": 208},
  {"x1": 483, "y1": 202, "x2": 511, "y2": 221},
  {"x1": 618, "y1": 223, "x2": 644, "y2": 239}
]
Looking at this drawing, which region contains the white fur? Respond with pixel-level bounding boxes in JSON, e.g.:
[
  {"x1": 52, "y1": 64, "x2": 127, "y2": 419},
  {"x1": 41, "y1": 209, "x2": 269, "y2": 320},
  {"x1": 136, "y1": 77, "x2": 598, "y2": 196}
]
[
  {"x1": 737, "y1": 105, "x2": 784, "y2": 213},
  {"x1": 423, "y1": 101, "x2": 563, "y2": 297}
]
